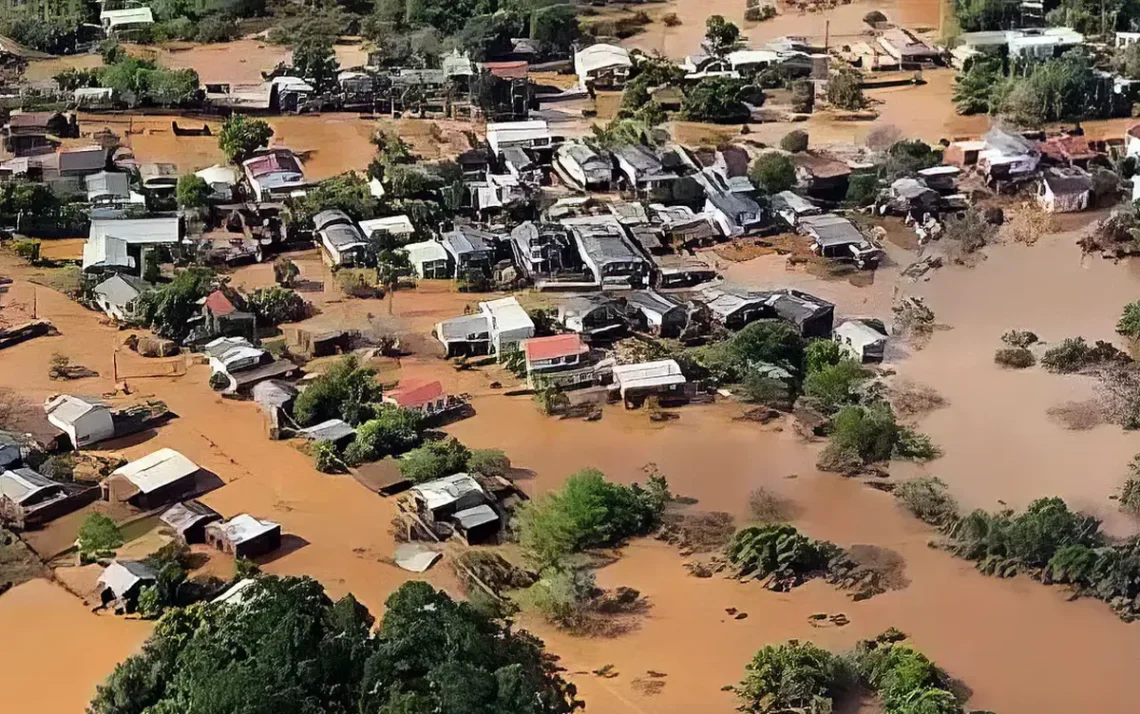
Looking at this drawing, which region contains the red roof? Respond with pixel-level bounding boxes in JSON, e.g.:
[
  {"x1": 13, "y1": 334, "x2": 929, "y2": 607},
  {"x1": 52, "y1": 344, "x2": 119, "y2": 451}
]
[
  {"x1": 386, "y1": 380, "x2": 445, "y2": 408},
  {"x1": 523, "y1": 334, "x2": 587, "y2": 362},
  {"x1": 204, "y1": 290, "x2": 236, "y2": 316},
  {"x1": 483, "y1": 61, "x2": 529, "y2": 80},
  {"x1": 1038, "y1": 135, "x2": 1097, "y2": 162},
  {"x1": 245, "y1": 151, "x2": 301, "y2": 178}
]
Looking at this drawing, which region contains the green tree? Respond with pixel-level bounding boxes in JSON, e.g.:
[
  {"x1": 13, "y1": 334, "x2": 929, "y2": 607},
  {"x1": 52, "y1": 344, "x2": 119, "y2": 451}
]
[
  {"x1": 819, "y1": 402, "x2": 901, "y2": 470},
  {"x1": 954, "y1": 0, "x2": 1024, "y2": 31},
  {"x1": 77, "y1": 513, "x2": 123, "y2": 558},
  {"x1": 530, "y1": 4, "x2": 579, "y2": 54},
  {"x1": 292, "y1": 354, "x2": 384, "y2": 426},
  {"x1": 343, "y1": 406, "x2": 425, "y2": 464},
  {"x1": 846, "y1": 172, "x2": 879, "y2": 206},
  {"x1": 883, "y1": 140, "x2": 941, "y2": 179},
  {"x1": 467, "y1": 448, "x2": 511, "y2": 477},
  {"x1": 738, "y1": 640, "x2": 841, "y2": 714},
  {"x1": 175, "y1": 174, "x2": 211, "y2": 209},
  {"x1": 246, "y1": 286, "x2": 310, "y2": 325},
  {"x1": 681, "y1": 76, "x2": 750, "y2": 123},
  {"x1": 292, "y1": 36, "x2": 341, "y2": 94},
  {"x1": 399, "y1": 437, "x2": 472, "y2": 482},
  {"x1": 804, "y1": 339, "x2": 843, "y2": 374},
  {"x1": 803, "y1": 359, "x2": 868, "y2": 413},
  {"x1": 749, "y1": 153, "x2": 796, "y2": 193},
  {"x1": 218, "y1": 114, "x2": 274, "y2": 164},
  {"x1": 780, "y1": 130, "x2": 809, "y2": 153},
  {"x1": 295, "y1": 172, "x2": 380, "y2": 223},
  {"x1": 137, "y1": 267, "x2": 215, "y2": 341},
  {"x1": 826, "y1": 69, "x2": 864, "y2": 110},
  {"x1": 952, "y1": 56, "x2": 1007, "y2": 115},
  {"x1": 704, "y1": 15, "x2": 741, "y2": 55},
  {"x1": 1118, "y1": 301, "x2": 1140, "y2": 339}
]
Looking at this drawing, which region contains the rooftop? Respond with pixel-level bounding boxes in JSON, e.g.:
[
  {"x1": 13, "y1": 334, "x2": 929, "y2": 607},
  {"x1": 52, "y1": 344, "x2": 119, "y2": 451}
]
[
  {"x1": 411, "y1": 473, "x2": 485, "y2": 512},
  {"x1": 44, "y1": 394, "x2": 106, "y2": 425},
  {"x1": 359, "y1": 215, "x2": 415, "y2": 236},
  {"x1": 480, "y1": 297, "x2": 535, "y2": 334},
  {"x1": 297, "y1": 419, "x2": 356, "y2": 443},
  {"x1": 523, "y1": 333, "x2": 589, "y2": 362},
  {"x1": 612, "y1": 359, "x2": 686, "y2": 390},
  {"x1": 0, "y1": 468, "x2": 59, "y2": 505},
  {"x1": 211, "y1": 514, "x2": 280, "y2": 545},
  {"x1": 386, "y1": 381, "x2": 445, "y2": 409},
  {"x1": 111, "y1": 448, "x2": 199, "y2": 494},
  {"x1": 159, "y1": 500, "x2": 221, "y2": 533}
]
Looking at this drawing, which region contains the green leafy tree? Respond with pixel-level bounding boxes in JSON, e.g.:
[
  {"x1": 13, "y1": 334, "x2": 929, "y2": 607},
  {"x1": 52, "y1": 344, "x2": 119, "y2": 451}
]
[
  {"x1": 11, "y1": 238, "x2": 40, "y2": 264},
  {"x1": 218, "y1": 114, "x2": 274, "y2": 164},
  {"x1": 681, "y1": 76, "x2": 750, "y2": 123},
  {"x1": 313, "y1": 440, "x2": 343, "y2": 473},
  {"x1": 802, "y1": 359, "x2": 869, "y2": 413},
  {"x1": 1118, "y1": 301, "x2": 1140, "y2": 340},
  {"x1": 819, "y1": 403, "x2": 901, "y2": 470},
  {"x1": 883, "y1": 140, "x2": 941, "y2": 179},
  {"x1": 246, "y1": 286, "x2": 310, "y2": 325},
  {"x1": 826, "y1": 68, "x2": 864, "y2": 110},
  {"x1": 730, "y1": 320, "x2": 806, "y2": 375},
  {"x1": 738, "y1": 640, "x2": 841, "y2": 714},
  {"x1": 804, "y1": 339, "x2": 844, "y2": 374},
  {"x1": 292, "y1": 354, "x2": 384, "y2": 426},
  {"x1": 846, "y1": 172, "x2": 879, "y2": 206},
  {"x1": 468, "y1": 448, "x2": 511, "y2": 477},
  {"x1": 292, "y1": 36, "x2": 341, "y2": 94},
  {"x1": 343, "y1": 406, "x2": 425, "y2": 464},
  {"x1": 704, "y1": 15, "x2": 741, "y2": 55},
  {"x1": 77, "y1": 513, "x2": 123, "y2": 558},
  {"x1": 895, "y1": 477, "x2": 959, "y2": 526},
  {"x1": 399, "y1": 437, "x2": 472, "y2": 482},
  {"x1": 296, "y1": 172, "x2": 381, "y2": 223},
  {"x1": 137, "y1": 267, "x2": 215, "y2": 341},
  {"x1": 953, "y1": 56, "x2": 1006, "y2": 115},
  {"x1": 530, "y1": 4, "x2": 579, "y2": 54},
  {"x1": 954, "y1": 0, "x2": 1025, "y2": 31},
  {"x1": 175, "y1": 174, "x2": 211, "y2": 209},
  {"x1": 999, "y1": 53, "x2": 1103, "y2": 126},
  {"x1": 749, "y1": 153, "x2": 796, "y2": 193}
]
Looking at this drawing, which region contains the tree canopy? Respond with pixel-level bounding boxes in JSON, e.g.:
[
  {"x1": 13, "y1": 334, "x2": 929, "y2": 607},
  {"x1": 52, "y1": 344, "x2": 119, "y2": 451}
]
[
  {"x1": 704, "y1": 15, "x2": 741, "y2": 55},
  {"x1": 137, "y1": 267, "x2": 216, "y2": 341},
  {"x1": 218, "y1": 115, "x2": 274, "y2": 164},
  {"x1": 176, "y1": 174, "x2": 212, "y2": 209},
  {"x1": 292, "y1": 354, "x2": 384, "y2": 426},
  {"x1": 681, "y1": 77, "x2": 750, "y2": 123},
  {"x1": 292, "y1": 36, "x2": 341, "y2": 94},
  {"x1": 749, "y1": 153, "x2": 797, "y2": 193},
  {"x1": 90, "y1": 577, "x2": 584, "y2": 714}
]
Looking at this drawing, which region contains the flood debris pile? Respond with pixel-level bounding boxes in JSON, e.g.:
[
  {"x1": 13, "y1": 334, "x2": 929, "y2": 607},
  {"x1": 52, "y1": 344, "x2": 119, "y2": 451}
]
[
  {"x1": 735, "y1": 630, "x2": 966, "y2": 714},
  {"x1": 90, "y1": 577, "x2": 583, "y2": 714},
  {"x1": 47, "y1": 353, "x2": 98, "y2": 380},
  {"x1": 656, "y1": 510, "x2": 736, "y2": 555}
]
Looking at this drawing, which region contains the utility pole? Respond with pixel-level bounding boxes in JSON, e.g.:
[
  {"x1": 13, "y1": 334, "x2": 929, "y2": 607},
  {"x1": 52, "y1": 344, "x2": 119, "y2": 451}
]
[{"x1": 825, "y1": 20, "x2": 830, "y2": 51}]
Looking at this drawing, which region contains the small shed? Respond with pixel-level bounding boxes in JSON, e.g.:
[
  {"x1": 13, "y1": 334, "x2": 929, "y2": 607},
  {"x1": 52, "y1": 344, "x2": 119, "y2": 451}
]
[
  {"x1": 159, "y1": 500, "x2": 222, "y2": 543},
  {"x1": 404, "y1": 240, "x2": 452, "y2": 279},
  {"x1": 612, "y1": 360, "x2": 687, "y2": 406},
  {"x1": 834, "y1": 320, "x2": 888, "y2": 363},
  {"x1": 252, "y1": 379, "x2": 298, "y2": 439},
  {"x1": 451, "y1": 504, "x2": 500, "y2": 544},
  {"x1": 1038, "y1": 168, "x2": 1093, "y2": 213},
  {"x1": 435, "y1": 313, "x2": 492, "y2": 358},
  {"x1": 411, "y1": 473, "x2": 486, "y2": 522},
  {"x1": 92, "y1": 273, "x2": 151, "y2": 322},
  {"x1": 97, "y1": 560, "x2": 156, "y2": 610},
  {"x1": 480, "y1": 297, "x2": 536, "y2": 356},
  {"x1": 296, "y1": 419, "x2": 356, "y2": 447},
  {"x1": 102, "y1": 448, "x2": 201, "y2": 509},
  {"x1": 206, "y1": 514, "x2": 282, "y2": 559},
  {"x1": 44, "y1": 395, "x2": 115, "y2": 450}
]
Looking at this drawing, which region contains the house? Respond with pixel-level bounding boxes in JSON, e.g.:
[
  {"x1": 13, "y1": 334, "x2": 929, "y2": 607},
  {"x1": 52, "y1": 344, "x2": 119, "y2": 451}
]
[
  {"x1": 522, "y1": 334, "x2": 596, "y2": 389},
  {"x1": 771, "y1": 190, "x2": 821, "y2": 228},
  {"x1": 1037, "y1": 135, "x2": 1099, "y2": 168},
  {"x1": 799, "y1": 214, "x2": 883, "y2": 269},
  {"x1": 470, "y1": 173, "x2": 527, "y2": 216},
  {"x1": 943, "y1": 140, "x2": 989, "y2": 167},
  {"x1": 1038, "y1": 168, "x2": 1093, "y2": 213},
  {"x1": 565, "y1": 214, "x2": 651, "y2": 289},
  {"x1": 159, "y1": 500, "x2": 222, "y2": 544},
  {"x1": 83, "y1": 217, "x2": 182, "y2": 275},
  {"x1": 703, "y1": 187, "x2": 764, "y2": 238},
  {"x1": 44, "y1": 395, "x2": 114, "y2": 449},
  {"x1": 206, "y1": 514, "x2": 282, "y2": 559},
  {"x1": 834, "y1": 320, "x2": 888, "y2": 363},
  {"x1": 4, "y1": 111, "x2": 72, "y2": 151},
  {"x1": 554, "y1": 141, "x2": 613, "y2": 191},
  {"x1": 611, "y1": 360, "x2": 687, "y2": 407},
  {"x1": 625, "y1": 290, "x2": 688, "y2": 337},
  {"x1": 97, "y1": 561, "x2": 156, "y2": 610},
  {"x1": 653, "y1": 255, "x2": 717, "y2": 289},
  {"x1": 358, "y1": 215, "x2": 416, "y2": 243},
  {"x1": 480, "y1": 296, "x2": 535, "y2": 355},
  {"x1": 509, "y1": 222, "x2": 581, "y2": 279},
  {"x1": 383, "y1": 381, "x2": 452, "y2": 416},
  {"x1": 915, "y1": 165, "x2": 961, "y2": 192},
  {"x1": 487, "y1": 120, "x2": 563, "y2": 157},
  {"x1": 978, "y1": 128, "x2": 1039, "y2": 180},
  {"x1": 243, "y1": 149, "x2": 307, "y2": 202},
  {"x1": 0, "y1": 467, "x2": 97, "y2": 529},
  {"x1": 452, "y1": 504, "x2": 500, "y2": 544},
  {"x1": 441, "y1": 225, "x2": 498, "y2": 276},
  {"x1": 100, "y1": 7, "x2": 154, "y2": 34},
  {"x1": 315, "y1": 209, "x2": 369, "y2": 266},
  {"x1": 297, "y1": 419, "x2": 356, "y2": 447},
  {"x1": 613, "y1": 144, "x2": 676, "y2": 199},
  {"x1": 792, "y1": 153, "x2": 851, "y2": 197},
  {"x1": 404, "y1": 240, "x2": 452, "y2": 278},
  {"x1": 85, "y1": 171, "x2": 135, "y2": 205},
  {"x1": 435, "y1": 313, "x2": 493, "y2": 357},
  {"x1": 205, "y1": 337, "x2": 296, "y2": 395},
  {"x1": 102, "y1": 448, "x2": 201, "y2": 509},
  {"x1": 499, "y1": 146, "x2": 542, "y2": 185},
  {"x1": 557, "y1": 295, "x2": 627, "y2": 338},
  {"x1": 201, "y1": 290, "x2": 257, "y2": 341},
  {"x1": 195, "y1": 164, "x2": 239, "y2": 202},
  {"x1": 649, "y1": 204, "x2": 718, "y2": 247},
  {"x1": 767, "y1": 289, "x2": 835, "y2": 338},
  {"x1": 411, "y1": 473, "x2": 487, "y2": 523},
  {"x1": 574, "y1": 43, "x2": 632, "y2": 89},
  {"x1": 59, "y1": 146, "x2": 107, "y2": 178},
  {"x1": 877, "y1": 28, "x2": 941, "y2": 64},
  {"x1": 252, "y1": 380, "x2": 297, "y2": 439},
  {"x1": 699, "y1": 284, "x2": 771, "y2": 329},
  {"x1": 138, "y1": 162, "x2": 178, "y2": 196},
  {"x1": 92, "y1": 273, "x2": 151, "y2": 322},
  {"x1": 884, "y1": 178, "x2": 940, "y2": 216},
  {"x1": 282, "y1": 327, "x2": 355, "y2": 359}
]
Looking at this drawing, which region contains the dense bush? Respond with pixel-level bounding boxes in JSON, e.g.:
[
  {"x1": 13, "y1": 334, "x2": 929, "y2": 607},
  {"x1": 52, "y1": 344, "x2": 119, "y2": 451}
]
[
  {"x1": 724, "y1": 524, "x2": 841, "y2": 587},
  {"x1": 1001, "y1": 329, "x2": 1038, "y2": 348},
  {"x1": 343, "y1": 407, "x2": 425, "y2": 465},
  {"x1": 779, "y1": 130, "x2": 809, "y2": 153},
  {"x1": 945, "y1": 497, "x2": 1102, "y2": 570},
  {"x1": 467, "y1": 448, "x2": 512, "y2": 478},
  {"x1": 399, "y1": 437, "x2": 471, "y2": 482},
  {"x1": 218, "y1": 114, "x2": 274, "y2": 164},
  {"x1": 292, "y1": 355, "x2": 383, "y2": 426},
  {"x1": 691, "y1": 320, "x2": 805, "y2": 384},
  {"x1": 738, "y1": 640, "x2": 842, "y2": 714},
  {"x1": 1041, "y1": 337, "x2": 1129, "y2": 373},
  {"x1": 895, "y1": 477, "x2": 959, "y2": 526},
  {"x1": 176, "y1": 174, "x2": 212, "y2": 209},
  {"x1": 845, "y1": 172, "x2": 879, "y2": 206},
  {"x1": 246, "y1": 286, "x2": 310, "y2": 326},
  {"x1": 90, "y1": 578, "x2": 582, "y2": 714},
  {"x1": 749, "y1": 153, "x2": 797, "y2": 193},
  {"x1": 1121, "y1": 456, "x2": 1140, "y2": 515},
  {"x1": 994, "y1": 347, "x2": 1035, "y2": 369},
  {"x1": 312, "y1": 440, "x2": 343, "y2": 473},
  {"x1": 517, "y1": 468, "x2": 670, "y2": 568},
  {"x1": 77, "y1": 513, "x2": 123, "y2": 559},
  {"x1": 826, "y1": 69, "x2": 864, "y2": 110},
  {"x1": 851, "y1": 634, "x2": 963, "y2": 714},
  {"x1": 681, "y1": 77, "x2": 751, "y2": 123},
  {"x1": 802, "y1": 359, "x2": 868, "y2": 413},
  {"x1": 818, "y1": 403, "x2": 938, "y2": 471},
  {"x1": 1117, "y1": 301, "x2": 1140, "y2": 340},
  {"x1": 138, "y1": 267, "x2": 215, "y2": 341}
]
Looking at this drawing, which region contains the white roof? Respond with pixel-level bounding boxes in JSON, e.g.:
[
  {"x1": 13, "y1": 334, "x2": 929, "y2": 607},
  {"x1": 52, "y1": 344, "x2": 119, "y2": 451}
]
[
  {"x1": 369, "y1": 176, "x2": 385, "y2": 198},
  {"x1": 111, "y1": 448, "x2": 198, "y2": 494},
  {"x1": 487, "y1": 120, "x2": 553, "y2": 152},
  {"x1": 575, "y1": 43, "x2": 632, "y2": 75},
  {"x1": 917, "y1": 165, "x2": 961, "y2": 177},
  {"x1": 612, "y1": 360, "x2": 686, "y2": 391},
  {"x1": 480, "y1": 296, "x2": 534, "y2": 333},
  {"x1": 0, "y1": 468, "x2": 57, "y2": 505},
  {"x1": 213, "y1": 577, "x2": 258, "y2": 605},
  {"x1": 951, "y1": 140, "x2": 989, "y2": 151},
  {"x1": 101, "y1": 7, "x2": 154, "y2": 27},
  {"x1": 90, "y1": 217, "x2": 180, "y2": 245},
  {"x1": 195, "y1": 164, "x2": 238, "y2": 186},
  {"x1": 43, "y1": 394, "x2": 106, "y2": 425},
  {"x1": 411, "y1": 473, "x2": 485, "y2": 512},
  {"x1": 270, "y1": 76, "x2": 314, "y2": 93},
  {"x1": 404, "y1": 240, "x2": 449, "y2": 266},
  {"x1": 97, "y1": 560, "x2": 156, "y2": 598},
  {"x1": 727, "y1": 49, "x2": 781, "y2": 67},
  {"x1": 835, "y1": 320, "x2": 887, "y2": 345},
  {"x1": 212, "y1": 514, "x2": 279, "y2": 546},
  {"x1": 359, "y1": 215, "x2": 415, "y2": 236},
  {"x1": 204, "y1": 336, "x2": 254, "y2": 359}
]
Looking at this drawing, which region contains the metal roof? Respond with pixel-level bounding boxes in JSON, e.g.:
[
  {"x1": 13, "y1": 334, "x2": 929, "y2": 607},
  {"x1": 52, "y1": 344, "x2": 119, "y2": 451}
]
[
  {"x1": 89, "y1": 217, "x2": 180, "y2": 245},
  {"x1": 0, "y1": 468, "x2": 59, "y2": 505},
  {"x1": 43, "y1": 394, "x2": 106, "y2": 425},
  {"x1": 625, "y1": 289, "x2": 683, "y2": 319},
  {"x1": 436, "y1": 314, "x2": 491, "y2": 342},
  {"x1": 452, "y1": 504, "x2": 499, "y2": 530},
  {"x1": 411, "y1": 473, "x2": 485, "y2": 512},
  {"x1": 441, "y1": 226, "x2": 496, "y2": 257},
  {"x1": 85, "y1": 171, "x2": 130, "y2": 200},
  {"x1": 59, "y1": 146, "x2": 106, "y2": 174},
  {"x1": 386, "y1": 381, "x2": 445, "y2": 409},
  {"x1": 297, "y1": 419, "x2": 356, "y2": 443},
  {"x1": 612, "y1": 360, "x2": 686, "y2": 390},
  {"x1": 480, "y1": 297, "x2": 534, "y2": 334},
  {"x1": 101, "y1": 7, "x2": 154, "y2": 27},
  {"x1": 523, "y1": 334, "x2": 588, "y2": 362},
  {"x1": 93, "y1": 274, "x2": 151, "y2": 306},
  {"x1": 575, "y1": 43, "x2": 632, "y2": 75},
  {"x1": 210, "y1": 514, "x2": 280, "y2": 546},
  {"x1": 160, "y1": 500, "x2": 221, "y2": 534},
  {"x1": 98, "y1": 560, "x2": 156, "y2": 598},
  {"x1": 404, "y1": 240, "x2": 449, "y2": 266},
  {"x1": 111, "y1": 448, "x2": 199, "y2": 494},
  {"x1": 359, "y1": 215, "x2": 415, "y2": 236}
]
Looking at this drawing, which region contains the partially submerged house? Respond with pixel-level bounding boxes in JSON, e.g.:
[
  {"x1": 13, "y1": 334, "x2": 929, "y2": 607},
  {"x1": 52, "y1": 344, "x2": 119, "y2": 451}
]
[
  {"x1": 3, "y1": 111, "x2": 73, "y2": 156},
  {"x1": 1038, "y1": 167, "x2": 1093, "y2": 213},
  {"x1": 410, "y1": 472, "x2": 487, "y2": 523},
  {"x1": 575, "y1": 43, "x2": 632, "y2": 89},
  {"x1": 625, "y1": 290, "x2": 687, "y2": 337},
  {"x1": 554, "y1": 141, "x2": 613, "y2": 191},
  {"x1": 452, "y1": 504, "x2": 500, "y2": 545},
  {"x1": 201, "y1": 290, "x2": 257, "y2": 342},
  {"x1": 205, "y1": 336, "x2": 297, "y2": 395},
  {"x1": 205, "y1": 514, "x2": 282, "y2": 559},
  {"x1": 611, "y1": 359, "x2": 687, "y2": 407},
  {"x1": 103, "y1": 448, "x2": 202, "y2": 509},
  {"x1": 977, "y1": 128, "x2": 1040, "y2": 181},
  {"x1": 252, "y1": 379, "x2": 298, "y2": 439},
  {"x1": 85, "y1": 171, "x2": 140, "y2": 206},
  {"x1": 297, "y1": 419, "x2": 356, "y2": 448},
  {"x1": 383, "y1": 380, "x2": 457, "y2": 417},
  {"x1": 799, "y1": 214, "x2": 883, "y2": 269},
  {"x1": 771, "y1": 190, "x2": 821, "y2": 228},
  {"x1": 487, "y1": 119, "x2": 563, "y2": 158},
  {"x1": 441, "y1": 225, "x2": 498, "y2": 276},
  {"x1": 315, "y1": 209, "x2": 369, "y2": 267},
  {"x1": 699, "y1": 284, "x2": 770, "y2": 329},
  {"x1": 359, "y1": 215, "x2": 416, "y2": 243},
  {"x1": 243, "y1": 149, "x2": 307, "y2": 203},
  {"x1": 565, "y1": 214, "x2": 651, "y2": 289},
  {"x1": 159, "y1": 500, "x2": 222, "y2": 544},
  {"x1": 0, "y1": 467, "x2": 97, "y2": 529},
  {"x1": 793, "y1": 153, "x2": 851, "y2": 198},
  {"x1": 435, "y1": 313, "x2": 493, "y2": 357},
  {"x1": 480, "y1": 296, "x2": 535, "y2": 355},
  {"x1": 509, "y1": 222, "x2": 581, "y2": 279},
  {"x1": 698, "y1": 285, "x2": 834, "y2": 336},
  {"x1": 97, "y1": 560, "x2": 156, "y2": 611},
  {"x1": 521, "y1": 333, "x2": 599, "y2": 389},
  {"x1": 92, "y1": 273, "x2": 152, "y2": 323},
  {"x1": 877, "y1": 28, "x2": 941, "y2": 64},
  {"x1": 83, "y1": 217, "x2": 182, "y2": 276},
  {"x1": 834, "y1": 320, "x2": 888, "y2": 363},
  {"x1": 613, "y1": 144, "x2": 677, "y2": 199},
  {"x1": 703, "y1": 187, "x2": 764, "y2": 238},
  {"x1": 557, "y1": 295, "x2": 627, "y2": 338},
  {"x1": 404, "y1": 240, "x2": 452, "y2": 279},
  {"x1": 653, "y1": 255, "x2": 717, "y2": 289},
  {"x1": 44, "y1": 395, "x2": 114, "y2": 449},
  {"x1": 883, "y1": 178, "x2": 940, "y2": 216},
  {"x1": 767, "y1": 289, "x2": 835, "y2": 339}
]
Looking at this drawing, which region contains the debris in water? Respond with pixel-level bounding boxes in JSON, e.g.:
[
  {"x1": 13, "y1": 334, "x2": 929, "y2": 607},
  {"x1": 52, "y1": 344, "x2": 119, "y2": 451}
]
[
  {"x1": 392, "y1": 543, "x2": 442, "y2": 573},
  {"x1": 593, "y1": 664, "x2": 618, "y2": 678}
]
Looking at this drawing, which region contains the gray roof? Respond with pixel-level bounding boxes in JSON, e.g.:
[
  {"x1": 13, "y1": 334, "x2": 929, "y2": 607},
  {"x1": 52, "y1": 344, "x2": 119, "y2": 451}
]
[
  {"x1": 322, "y1": 223, "x2": 367, "y2": 250},
  {"x1": 1042, "y1": 168, "x2": 1093, "y2": 195},
  {"x1": 159, "y1": 500, "x2": 221, "y2": 534},
  {"x1": 297, "y1": 418, "x2": 356, "y2": 443},
  {"x1": 706, "y1": 188, "x2": 761, "y2": 221},
  {"x1": 766, "y1": 289, "x2": 833, "y2": 327},
  {"x1": 85, "y1": 171, "x2": 130, "y2": 200},
  {"x1": 251, "y1": 380, "x2": 298, "y2": 409},
  {"x1": 59, "y1": 146, "x2": 106, "y2": 173},
  {"x1": 626, "y1": 289, "x2": 683, "y2": 318},
  {"x1": 452, "y1": 504, "x2": 499, "y2": 530},
  {"x1": 313, "y1": 209, "x2": 354, "y2": 231},
  {"x1": 0, "y1": 468, "x2": 59, "y2": 504},
  {"x1": 93, "y1": 273, "x2": 151, "y2": 306},
  {"x1": 559, "y1": 141, "x2": 609, "y2": 167},
  {"x1": 437, "y1": 314, "x2": 491, "y2": 341},
  {"x1": 441, "y1": 226, "x2": 496, "y2": 257},
  {"x1": 800, "y1": 214, "x2": 865, "y2": 247},
  {"x1": 983, "y1": 128, "x2": 1036, "y2": 156},
  {"x1": 500, "y1": 146, "x2": 535, "y2": 170},
  {"x1": 891, "y1": 177, "x2": 936, "y2": 200},
  {"x1": 614, "y1": 144, "x2": 667, "y2": 175}
]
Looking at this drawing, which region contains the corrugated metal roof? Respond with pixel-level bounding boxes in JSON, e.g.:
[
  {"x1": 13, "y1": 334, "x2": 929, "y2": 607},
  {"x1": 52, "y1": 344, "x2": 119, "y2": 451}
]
[
  {"x1": 523, "y1": 334, "x2": 588, "y2": 362},
  {"x1": 612, "y1": 360, "x2": 686, "y2": 390},
  {"x1": 111, "y1": 448, "x2": 199, "y2": 494},
  {"x1": 209, "y1": 514, "x2": 279, "y2": 546}
]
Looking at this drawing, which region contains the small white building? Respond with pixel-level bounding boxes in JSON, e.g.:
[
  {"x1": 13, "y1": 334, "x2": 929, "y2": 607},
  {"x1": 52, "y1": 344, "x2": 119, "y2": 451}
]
[
  {"x1": 92, "y1": 273, "x2": 151, "y2": 322},
  {"x1": 358, "y1": 215, "x2": 416, "y2": 242},
  {"x1": 100, "y1": 7, "x2": 154, "y2": 34},
  {"x1": 403, "y1": 240, "x2": 452, "y2": 278},
  {"x1": 97, "y1": 560, "x2": 156, "y2": 605},
  {"x1": 611, "y1": 360, "x2": 687, "y2": 403},
  {"x1": 83, "y1": 217, "x2": 181, "y2": 274},
  {"x1": 44, "y1": 395, "x2": 115, "y2": 449},
  {"x1": 1037, "y1": 168, "x2": 1093, "y2": 214},
  {"x1": 314, "y1": 210, "x2": 369, "y2": 267},
  {"x1": 411, "y1": 473, "x2": 487, "y2": 521},
  {"x1": 574, "y1": 43, "x2": 632, "y2": 89},
  {"x1": 480, "y1": 297, "x2": 535, "y2": 355},
  {"x1": 834, "y1": 320, "x2": 888, "y2": 363},
  {"x1": 486, "y1": 120, "x2": 562, "y2": 156}
]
